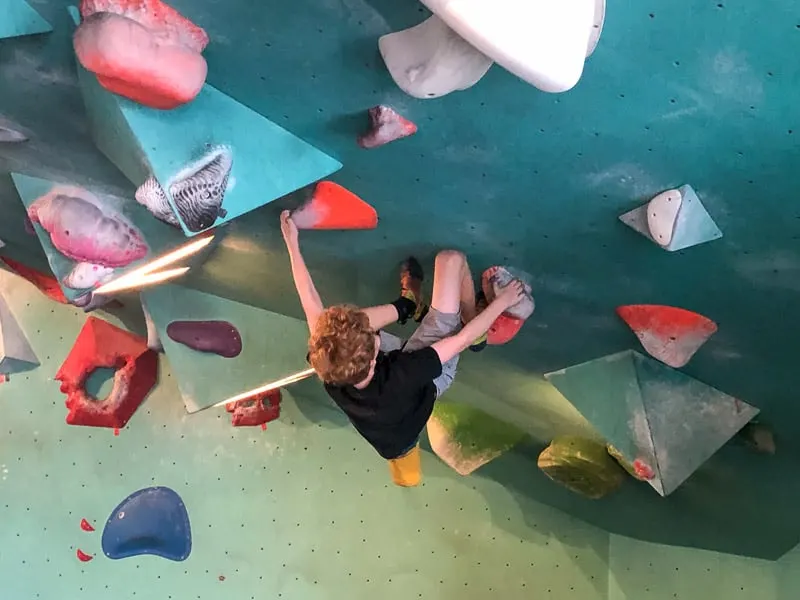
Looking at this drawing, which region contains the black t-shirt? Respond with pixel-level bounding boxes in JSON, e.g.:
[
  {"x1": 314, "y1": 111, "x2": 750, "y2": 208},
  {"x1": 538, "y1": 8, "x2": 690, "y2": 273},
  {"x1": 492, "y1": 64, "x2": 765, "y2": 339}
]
[{"x1": 322, "y1": 345, "x2": 443, "y2": 459}]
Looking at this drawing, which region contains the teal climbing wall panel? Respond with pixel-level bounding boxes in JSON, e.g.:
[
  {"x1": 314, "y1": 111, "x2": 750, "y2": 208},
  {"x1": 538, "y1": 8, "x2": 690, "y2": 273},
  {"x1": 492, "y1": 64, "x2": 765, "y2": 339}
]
[{"x1": 0, "y1": 0, "x2": 52, "y2": 40}]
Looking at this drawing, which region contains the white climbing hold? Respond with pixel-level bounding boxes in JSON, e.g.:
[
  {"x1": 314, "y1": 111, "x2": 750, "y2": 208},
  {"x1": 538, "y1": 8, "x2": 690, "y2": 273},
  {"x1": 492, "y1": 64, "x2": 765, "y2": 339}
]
[{"x1": 646, "y1": 189, "x2": 682, "y2": 247}]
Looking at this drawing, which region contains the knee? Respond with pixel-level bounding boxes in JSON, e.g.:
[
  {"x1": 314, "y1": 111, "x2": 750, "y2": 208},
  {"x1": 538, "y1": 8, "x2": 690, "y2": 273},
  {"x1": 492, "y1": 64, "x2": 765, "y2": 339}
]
[{"x1": 435, "y1": 249, "x2": 466, "y2": 270}]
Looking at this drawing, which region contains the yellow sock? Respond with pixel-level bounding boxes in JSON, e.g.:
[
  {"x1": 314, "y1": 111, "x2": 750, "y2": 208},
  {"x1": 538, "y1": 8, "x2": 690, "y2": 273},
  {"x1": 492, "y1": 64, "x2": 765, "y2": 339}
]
[{"x1": 388, "y1": 445, "x2": 422, "y2": 487}]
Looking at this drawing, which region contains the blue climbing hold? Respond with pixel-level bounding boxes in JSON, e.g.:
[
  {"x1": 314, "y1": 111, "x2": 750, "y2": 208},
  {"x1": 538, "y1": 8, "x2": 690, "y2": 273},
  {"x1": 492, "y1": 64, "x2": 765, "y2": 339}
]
[{"x1": 101, "y1": 487, "x2": 192, "y2": 561}]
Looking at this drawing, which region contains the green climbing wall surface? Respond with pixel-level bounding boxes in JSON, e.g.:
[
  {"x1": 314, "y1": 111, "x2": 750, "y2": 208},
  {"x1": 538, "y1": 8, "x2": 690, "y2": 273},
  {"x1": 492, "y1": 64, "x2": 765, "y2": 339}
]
[{"x1": 2, "y1": 0, "x2": 800, "y2": 598}]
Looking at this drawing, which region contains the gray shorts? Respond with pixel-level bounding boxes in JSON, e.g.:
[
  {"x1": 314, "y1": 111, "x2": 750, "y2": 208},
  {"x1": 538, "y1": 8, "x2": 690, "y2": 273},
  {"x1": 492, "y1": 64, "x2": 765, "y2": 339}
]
[{"x1": 379, "y1": 308, "x2": 462, "y2": 398}]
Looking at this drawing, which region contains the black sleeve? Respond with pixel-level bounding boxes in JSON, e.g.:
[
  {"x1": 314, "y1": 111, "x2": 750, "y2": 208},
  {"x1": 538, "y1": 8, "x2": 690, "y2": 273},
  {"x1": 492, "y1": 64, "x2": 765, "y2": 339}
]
[{"x1": 390, "y1": 347, "x2": 443, "y2": 384}]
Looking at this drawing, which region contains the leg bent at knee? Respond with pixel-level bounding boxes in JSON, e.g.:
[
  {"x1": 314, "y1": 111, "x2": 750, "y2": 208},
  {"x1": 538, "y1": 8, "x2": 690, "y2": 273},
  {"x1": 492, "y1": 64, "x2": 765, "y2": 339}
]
[{"x1": 435, "y1": 249, "x2": 467, "y2": 271}]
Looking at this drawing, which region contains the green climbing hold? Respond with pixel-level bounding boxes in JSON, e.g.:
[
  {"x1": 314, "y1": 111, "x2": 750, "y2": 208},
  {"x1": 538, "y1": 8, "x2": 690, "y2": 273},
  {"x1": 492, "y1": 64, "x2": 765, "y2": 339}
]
[
  {"x1": 427, "y1": 401, "x2": 527, "y2": 475},
  {"x1": 538, "y1": 436, "x2": 625, "y2": 499}
]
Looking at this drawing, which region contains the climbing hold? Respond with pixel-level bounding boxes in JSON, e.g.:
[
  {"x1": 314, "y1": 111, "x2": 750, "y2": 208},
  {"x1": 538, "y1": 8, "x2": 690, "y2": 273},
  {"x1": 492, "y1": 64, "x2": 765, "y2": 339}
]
[
  {"x1": 167, "y1": 146, "x2": 232, "y2": 232},
  {"x1": 357, "y1": 106, "x2": 417, "y2": 149},
  {"x1": 538, "y1": 436, "x2": 625, "y2": 499},
  {"x1": 0, "y1": 0, "x2": 52, "y2": 40},
  {"x1": 379, "y1": 16, "x2": 492, "y2": 99},
  {"x1": 619, "y1": 185, "x2": 722, "y2": 252},
  {"x1": 141, "y1": 301, "x2": 163, "y2": 352},
  {"x1": 0, "y1": 293, "x2": 39, "y2": 376},
  {"x1": 101, "y1": 486, "x2": 191, "y2": 561},
  {"x1": 74, "y1": 0, "x2": 209, "y2": 109},
  {"x1": 607, "y1": 444, "x2": 655, "y2": 481},
  {"x1": 426, "y1": 401, "x2": 527, "y2": 475},
  {"x1": 616, "y1": 304, "x2": 717, "y2": 368},
  {"x1": 80, "y1": 518, "x2": 95, "y2": 532},
  {"x1": 0, "y1": 115, "x2": 30, "y2": 142},
  {"x1": 545, "y1": 350, "x2": 759, "y2": 496},
  {"x1": 27, "y1": 185, "x2": 148, "y2": 268},
  {"x1": 76, "y1": 549, "x2": 94, "y2": 562},
  {"x1": 478, "y1": 266, "x2": 534, "y2": 345},
  {"x1": 166, "y1": 320, "x2": 242, "y2": 358},
  {"x1": 62, "y1": 262, "x2": 115, "y2": 291},
  {"x1": 737, "y1": 421, "x2": 776, "y2": 455},
  {"x1": 56, "y1": 316, "x2": 158, "y2": 429},
  {"x1": 1, "y1": 258, "x2": 68, "y2": 304},
  {"x1": 135, "y1": 176, "x2": 180, "y2": 228},
  {"x1": 225, "y1": 389, "x2": 281, "y2": 427},
  {"x1": 291, "y1": 181, "x2": 378, "y2": 230}
]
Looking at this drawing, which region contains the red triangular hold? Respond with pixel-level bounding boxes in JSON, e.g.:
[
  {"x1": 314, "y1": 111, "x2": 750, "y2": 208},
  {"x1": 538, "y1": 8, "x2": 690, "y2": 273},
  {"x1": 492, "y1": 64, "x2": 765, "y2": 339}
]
[
  {"x1": 616, "y1": 305, "x2": 717, "y2": 368},
  {"x1": 1, "y1": 257, "x2": 68, "y2": 304},
  {"x1": 56, "y1": 316, "x2": 158, "y2": 429},
  {"x1": 291, "y1": 181, "x2": 378, "y2": 230}
]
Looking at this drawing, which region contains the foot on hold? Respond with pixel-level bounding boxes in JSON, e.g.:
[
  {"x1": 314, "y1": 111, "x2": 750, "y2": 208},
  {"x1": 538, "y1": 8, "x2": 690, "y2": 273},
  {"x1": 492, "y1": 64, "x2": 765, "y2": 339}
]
[
  {"x1": 397, "y1": 257, "x2": 428, "y2": 324},
  {"x1": 387, "y1": 445, "x2": 422, "y2": 487}
]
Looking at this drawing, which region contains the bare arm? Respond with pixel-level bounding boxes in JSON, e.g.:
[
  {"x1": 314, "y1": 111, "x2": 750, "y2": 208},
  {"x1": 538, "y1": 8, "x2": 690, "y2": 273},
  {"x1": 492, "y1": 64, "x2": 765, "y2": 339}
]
[
  {"x1": 362, "y1": 304, "x2": 399, "y2": 330},
  {"x1": 281, "y1": 211, "x2": 323, "y2": 334}
]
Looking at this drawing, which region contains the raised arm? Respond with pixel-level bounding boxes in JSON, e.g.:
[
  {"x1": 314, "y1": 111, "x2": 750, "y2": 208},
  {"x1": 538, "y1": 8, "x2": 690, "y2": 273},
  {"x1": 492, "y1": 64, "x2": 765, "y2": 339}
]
[
  {"x1": 281, "y1": 210, "x2": 324, "y2": 334},
  {"x1": 431, "y1": 279, "x2": 527, "y2": 365}
]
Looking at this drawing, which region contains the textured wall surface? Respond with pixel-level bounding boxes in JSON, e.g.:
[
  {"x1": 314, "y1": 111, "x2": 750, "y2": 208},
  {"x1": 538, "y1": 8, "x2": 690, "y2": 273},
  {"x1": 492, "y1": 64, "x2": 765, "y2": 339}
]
[{"x1": 1, "y1": 0, "x2": 800, "y2": 595}]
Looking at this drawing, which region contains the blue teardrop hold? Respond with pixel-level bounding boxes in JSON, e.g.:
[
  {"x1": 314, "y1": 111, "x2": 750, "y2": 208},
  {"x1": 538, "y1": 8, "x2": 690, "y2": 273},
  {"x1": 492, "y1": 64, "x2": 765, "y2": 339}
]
[{"x1": 101, "y1": 486, "x2": 192, "y2": 561}]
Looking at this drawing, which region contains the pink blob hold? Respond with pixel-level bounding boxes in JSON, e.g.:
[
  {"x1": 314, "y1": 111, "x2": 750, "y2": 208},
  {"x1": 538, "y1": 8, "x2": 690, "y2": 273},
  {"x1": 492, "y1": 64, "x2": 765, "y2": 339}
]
[
  {"x1": 80, "y1": 518, "x2": 95, "y2": 532},
  {"x1": 357, "y1": 106, "x2": 417, "y2": 149},
  {"x1": 27, "y1": 186, "x2": 148, "y2": 267}
]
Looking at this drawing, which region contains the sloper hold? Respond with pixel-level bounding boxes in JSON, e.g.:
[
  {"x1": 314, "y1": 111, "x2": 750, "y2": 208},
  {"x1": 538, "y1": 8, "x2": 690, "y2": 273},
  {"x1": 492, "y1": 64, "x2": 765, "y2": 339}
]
[
  {"x1": 102, "y1": 486, "x2": 191, "y2": 561},
  {"x1": 292, "y1": 181, "x2": 378, "y2": 230},
  {"x1": 226, "y1": 389, "x2": 281, "y2": 427},
  {"x1": 0, "y1": 0, "x2": 53, "y2": 40},
  {"x1": 67, "y1": 9, "x2": 342, "y2": 237},
  {"x1": 426, "y1": 401, "x2": 527, "y2": 475},
  {"x1": 545, "y1": 350, "x2": 758, "y2": 496},
  {"x1": 166, "y1": 320, "x2": 242, "y2": 358},
  {"x1": 56, "y1": 316, "x2": 158, "y2": 429},
  {"x1": 141, "y1": 284, "x2": 310, "y2": 413},
  {"x1": 357, "y1": 106, "x2": 417, "y2": 149},
  {"x1": 619, "y1": 185, "x2": 722, "y2": 252},
  {"x1": 538, "y1": 436, "x2": 625, "y2": 499},
  {"x1": 616, "y1": 304, "x2": 718, "y2": 368},
  {"x1": 0, "y1": 294, "x2": 39, "y2": 375}
]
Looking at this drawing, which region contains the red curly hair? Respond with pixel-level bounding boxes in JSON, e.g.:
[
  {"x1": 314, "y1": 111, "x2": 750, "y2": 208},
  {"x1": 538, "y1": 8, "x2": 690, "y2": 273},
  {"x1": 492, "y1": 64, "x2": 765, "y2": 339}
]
[{"x1": 308, "y1": 305, "x2": 376, "y2": 386}]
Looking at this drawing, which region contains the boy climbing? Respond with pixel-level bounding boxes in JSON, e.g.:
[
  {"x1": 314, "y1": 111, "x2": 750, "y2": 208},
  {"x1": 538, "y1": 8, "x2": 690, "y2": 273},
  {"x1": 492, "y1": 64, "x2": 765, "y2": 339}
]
[{"x1": 280, "y1": 210, "x2": 526, "y2": 486}]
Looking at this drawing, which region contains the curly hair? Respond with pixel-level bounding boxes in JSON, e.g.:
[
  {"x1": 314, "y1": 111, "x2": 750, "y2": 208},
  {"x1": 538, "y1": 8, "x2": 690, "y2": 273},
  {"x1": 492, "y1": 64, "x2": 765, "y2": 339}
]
[{"x1": 308, "y1": 305, "x2": 376, "y2": 386}]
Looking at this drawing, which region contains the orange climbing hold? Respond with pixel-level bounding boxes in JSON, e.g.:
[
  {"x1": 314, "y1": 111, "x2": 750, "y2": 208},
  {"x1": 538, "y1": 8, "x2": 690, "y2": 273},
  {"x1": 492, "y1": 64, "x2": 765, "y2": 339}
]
[
  {"x1": 225, "y1": 389, "x2": 281, "y2": 427},
  {"x1": 291, "y1": 181, "x2": 378, "y2": 230},
  {"x1": 56, "y1": 316, "x2": 158, "y2": 429},
  {"x1": 1, "y1": 257, "x2": 68, "y2": 304},
  {"x1": 616, "y1": 304, "x2": 717, "y2": 368}
]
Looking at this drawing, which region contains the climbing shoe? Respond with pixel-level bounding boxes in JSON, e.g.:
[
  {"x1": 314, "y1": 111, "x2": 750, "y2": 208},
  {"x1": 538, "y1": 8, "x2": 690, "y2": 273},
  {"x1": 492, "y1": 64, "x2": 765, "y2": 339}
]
[{"x1": 397, "y1": 256, "x2": 429, "y2": 324}]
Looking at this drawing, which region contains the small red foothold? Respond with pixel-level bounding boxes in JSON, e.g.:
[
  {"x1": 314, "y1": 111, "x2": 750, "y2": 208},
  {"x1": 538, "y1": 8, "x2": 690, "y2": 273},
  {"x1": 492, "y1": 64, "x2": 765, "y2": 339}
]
[
  {"x1": 113, "y1": 428, "x2": 120, "y2": 436},
  {"x1": 358, "y1": 105, "x2": 417, "y2": 149},
  {"x1": 261, "y1": 423, "x2": 267, "y2": 431},
  {"x1": 80, "y1": 518, "x2": 95, "y2": 532},
  {"x1": 76, "y1": 549, "x2": 94, "y2": 562},
  {"x1": 0, "y1": 374, "x2": 6, "y2": 384},
  {"x1": 218, "y1": 575, "x2": 226, "y2": 582},
  {"x1": 633, "y1": 459, "x2": 656, "y2": 481}
]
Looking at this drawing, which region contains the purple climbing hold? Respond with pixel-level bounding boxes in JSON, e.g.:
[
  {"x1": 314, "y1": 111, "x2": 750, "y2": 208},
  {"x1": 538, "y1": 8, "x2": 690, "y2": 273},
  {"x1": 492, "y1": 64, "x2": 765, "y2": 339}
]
[{"x1": 166, "y1": 320, "x2": 242, "y2": 358}]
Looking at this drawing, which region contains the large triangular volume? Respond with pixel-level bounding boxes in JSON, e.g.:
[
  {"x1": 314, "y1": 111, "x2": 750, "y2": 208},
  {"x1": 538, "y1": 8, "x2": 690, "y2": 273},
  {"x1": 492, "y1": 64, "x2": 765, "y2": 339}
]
[
  {"x1": 426, "y1": 401, "x2": 527, "y2": 475},
  {"x1": 69, "y1": 7, "x2": 342, "y2": 237},
  {"x1": 0, "y1": 293, "x2": 38, "y2": 375},
  {"x1": 616, "y1": 304, "x2": 717, "y2": 368},
  {"x1": 141, "y1": 284, "x2": 310, "y2": 413},
  {"x1": 619, "y1": 185, "x2": 722, "y2": 252},
  {"x1": 0, "y1": 0, "x2": 52, "y2": 40},
  {"x1": 546, "y1": 350, "x2": 759, "y2": 496}
]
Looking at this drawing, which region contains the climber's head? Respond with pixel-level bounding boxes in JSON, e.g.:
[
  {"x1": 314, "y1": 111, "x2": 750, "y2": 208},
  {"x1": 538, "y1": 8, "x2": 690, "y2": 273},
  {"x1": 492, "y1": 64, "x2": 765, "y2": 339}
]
[{"x1": 308, "y1": 305, "x2": 379, "y2": 387}]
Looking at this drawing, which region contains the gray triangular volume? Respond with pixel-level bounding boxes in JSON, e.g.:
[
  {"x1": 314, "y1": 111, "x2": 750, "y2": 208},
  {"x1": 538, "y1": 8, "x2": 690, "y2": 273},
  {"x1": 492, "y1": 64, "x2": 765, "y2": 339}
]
[
  {"x1": 619, "y1": 204, "x2": 654, "y2": 242},
  {"x1": 0, "y1": 294, "x2": 38, "y2": 374}
]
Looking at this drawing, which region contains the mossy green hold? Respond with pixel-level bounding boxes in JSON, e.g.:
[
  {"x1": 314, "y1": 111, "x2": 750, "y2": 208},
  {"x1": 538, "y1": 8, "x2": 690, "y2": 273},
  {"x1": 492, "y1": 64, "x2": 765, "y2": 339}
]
[
  {"x1": 538, "y1": 436, "x2": 625, "y2": 499},
  {"x1": 427, "y1": 401, "x2": 527, "y2": 476}
]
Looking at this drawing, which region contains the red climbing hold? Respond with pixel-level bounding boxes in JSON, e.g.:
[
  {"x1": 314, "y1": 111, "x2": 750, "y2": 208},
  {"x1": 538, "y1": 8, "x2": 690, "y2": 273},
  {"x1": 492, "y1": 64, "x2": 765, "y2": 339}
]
[
  {"x1": 633, "y1": 459, "x2": 656, "y2": 481},
  {"x1": 113, "y1": 428, "x2": 120, "y2": 436},
  {"x1": 357, "y1": 106, "x2": 417, "y2": 149},
  {"x1": 56, "y1": 316, "x2": 158, "y2": 429},
  {"x1": 291, "y1": 181, "x2": 378, "y2": 230},
  {"x1": 616, "y1": 304, "x2": 717, "y2": 368},
  {"x1": 80, "y1": 518, "x2": 95, "y2": 532},
  {"x1": 480, "y1": 266, "x2": 534, "y2": 346},
  {"x1": 1, "y1": 258, "x2": 68, "y2": 304},
  {"x1": 76, "y1": 549, "x2": 94, "y2": 562},
  {"x1": 226, "y1": 389, "x2": 281, "y2": 427}
]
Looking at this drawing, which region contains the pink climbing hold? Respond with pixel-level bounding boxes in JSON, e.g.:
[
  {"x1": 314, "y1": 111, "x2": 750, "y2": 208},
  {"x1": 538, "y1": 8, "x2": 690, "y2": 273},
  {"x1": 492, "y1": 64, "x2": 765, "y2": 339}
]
[
  {"x1": 76, "y1": 549, "x2": 94, "y2": 562},
  {"x1": 616, "y1": 305, "x2": 717, "y2": 368},
  {"x1": 80, "y1": 518, "x2": 95, "y2": 532},
  {"x1": 632, "y1": 459, "x2": 656, "y2": 481},
  {"x1": 357, "y1": 106, "x2": 417, "y2": 149}
]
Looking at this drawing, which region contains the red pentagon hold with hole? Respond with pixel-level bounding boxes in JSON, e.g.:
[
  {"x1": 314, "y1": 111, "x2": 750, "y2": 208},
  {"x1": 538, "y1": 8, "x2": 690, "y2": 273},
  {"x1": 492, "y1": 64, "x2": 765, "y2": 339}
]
[
  {"x1": 226, "y1": 389, "x2": 282, "y2": 428},
  {"x1": 56, "y1": 316, "x2": 158, "y2": 429}
]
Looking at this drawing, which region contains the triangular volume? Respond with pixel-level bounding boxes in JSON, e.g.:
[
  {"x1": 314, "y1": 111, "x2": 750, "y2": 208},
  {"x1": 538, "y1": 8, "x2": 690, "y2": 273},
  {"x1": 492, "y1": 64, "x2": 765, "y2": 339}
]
[
  {"x1": 141, "y1": 284, "x2": 310, "y2": 412},
  {"x1": 616, "y1": 304, "x2": 717, "y2": 368},
  {"x1": 56, "y1": 316, "x2": 158, "y2": 429},
  {"x1": 292, "y1": 181, "x2": 378, "y2": 230},
  {"x1": 0, "y1": 294, "x2": 39, "y2": 375},
  {"x1": 0, "y1": 0, "x2": 53, "y2": 40},
  {"x1": 545, "y1": 350, "x2": 661, "y2": 492},
  {"x1": 619, "y1": 185, "x2": 722, "y2": 252},
  {"x1": 68, "y1": 8, "x2": 342, "y2": 237},
  {"x1": 426, "y1": 401, "x2": 527, "y2": 475},
  {"x1": 632, "y1": 353, "x2": 758, "y2": 496},
  {"x1": 546, "y1": 350, "x2": 759, "y2": 496}
]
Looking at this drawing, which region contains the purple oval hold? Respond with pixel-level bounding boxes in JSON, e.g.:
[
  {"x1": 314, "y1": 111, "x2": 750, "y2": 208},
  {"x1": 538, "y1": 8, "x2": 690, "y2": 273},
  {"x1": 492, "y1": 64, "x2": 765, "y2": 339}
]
[{"x1": 166, "y1": 320, "x2": 242, "y2": 358}]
